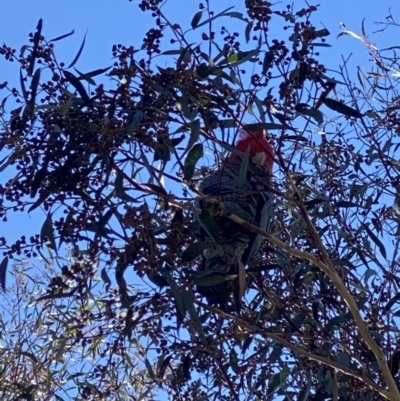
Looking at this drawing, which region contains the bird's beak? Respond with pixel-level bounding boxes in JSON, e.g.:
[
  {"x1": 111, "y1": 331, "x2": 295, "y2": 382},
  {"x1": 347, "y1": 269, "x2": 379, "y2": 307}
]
[{"x1": 251, "y1": 152, "x2": 266, "y2": 166}]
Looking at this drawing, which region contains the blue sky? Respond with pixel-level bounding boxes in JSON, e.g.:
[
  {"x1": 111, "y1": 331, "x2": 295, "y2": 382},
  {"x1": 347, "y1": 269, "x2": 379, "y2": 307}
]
[{"x1": 1, "y1": 0, "x2": 399, "y2": 80}]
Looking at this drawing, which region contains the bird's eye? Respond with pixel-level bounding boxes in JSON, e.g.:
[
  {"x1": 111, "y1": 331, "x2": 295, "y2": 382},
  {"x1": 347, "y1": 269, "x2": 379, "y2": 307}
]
[{"x1": 251, "y1": 152, "x2": 266, "y2": 166}]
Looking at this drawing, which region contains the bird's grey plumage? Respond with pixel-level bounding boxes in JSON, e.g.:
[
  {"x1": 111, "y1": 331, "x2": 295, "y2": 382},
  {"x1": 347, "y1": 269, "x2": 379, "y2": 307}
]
[{"x1": 195, "y1": 159, "x2": 273, "y2": 307}]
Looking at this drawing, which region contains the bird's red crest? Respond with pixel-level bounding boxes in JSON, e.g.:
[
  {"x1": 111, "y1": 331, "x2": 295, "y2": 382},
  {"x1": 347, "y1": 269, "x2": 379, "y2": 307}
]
[{"x1": 235, "y1": 129, "x2": 274, "y2": 173}]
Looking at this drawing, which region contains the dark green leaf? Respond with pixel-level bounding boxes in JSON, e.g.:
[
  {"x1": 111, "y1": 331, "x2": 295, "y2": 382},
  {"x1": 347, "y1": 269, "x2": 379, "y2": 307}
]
[
  {"x1": 153, "y1": 142, "x2": 171, "y2": 163},
  {"x1": 298, "y1": 378, "x2": 312, "y2": 401},
  {"x1": 182, "y1": 355, "x2": 191, "y2": 381},
  {"x1": 171, "y1": 209, "x2": 184, "y2": 224},
  {"x1": 75, "y1": 66, "x2": 111, "y2": 80},
  {"x1": 311, "y1": 42, "x2": 332, "y2": 47},
  {"x1": 171, "y1": 134, "x2": 185, "y2": 147},
  {"x1": 191, "y1": 11, "x2": 203, "y2": 28},
  {"x1": 145, "y1": 183, "x2": 168, "y2": 196},
  {"x1": 35, "y1": 289, "x2": 77, "y2": 302},
  {"x1": 49, "y1": 29, "x2": 75, "y2": 43},
  {"x1": 280, "y1": 366, "x2": 290, "y2": 388},
  {"x1": 67, "y1": 372, "x2": 85, "y2": 380},
  {"x1": 115, "y1": 171, "x2": 138, "y2": 202},
  {"x1": 73, "y1": 69, "x2": 96, "y2": 85},
  {"x1": 159, "y1": 267, "x2": 186, "y2": 322},
  {"x1": 210, "y1": 68, "x2": 238, "y2": 84},
  {"x1": 362, "y1": 223, "x2": 387, "y2": 259},
  {"x1": 115, "y1": 255, "x2": 129, "y2": 306},
  {"x1": 19, "y1": 45, "x2": 29, "y2": 58},
  {"x1": 336, "y1": 200, "x2": 361, "y2": 208},
  {"x1": 20, "y1": 351, "x2": 37, "y2": 364},
  {"x1": 0, "y1": 256, "x2": 8, "y2": 292},
  {"x1": 269, "y1": 344, "x2": 282, "y2": 362},
  {"x1": 27, "y1": 19, "x2": 42, "y2": 75},
  {"x1": 198, "y1": 208, "x2": 220, "y2": 241},
  {"x1": 145, "y1": 358, "x2": 156, "y2": 380},
  {"x1": 314, "y1": 28, "x2": 330, "y2": 38},
  {"x1": 245, "y1": 122, "x2": 285, "y2": 131},
  {"x1": 251, "y1": 96, "x2": 266, "y2": 122},
  {"x1": 98, "y1": 209, "x2": 114, "y2": 230},
  {"x1": 219, "y1": 119, "x2": 237, "y2": 128},
  {"x1": 185, "y1": 120, "x2": 200, "y2": 153},
  {"x1": 230, "y1": 68, "x2": 240, "y2": 84},
  {"x1": 139, "y1": 150, "x2": 154, "y2": 182},
  {"x1": 226, "y1": 49, "x2": 259, "y2": 66},
  {"x1": 63, "y1": 70, "x2": 90, "y2": 102},
  {"x1": 262, "y1": 51, "x2": 274, "y2": 74},
  {"x1": 390, "y1": 350, "x2": 400, "y2": 376},
  {"x1": 267, "y1": 372, "x2": 281, "y2": 396},
  {"x1": 181, "y1": 291, "x2": 208, "y2": 345},
  {"x1": 296, "y1": 104, "x2": 324, "y2": 125},
  {"x1": 326, "y1": 315, "x2": 352, "y2": 331},
  {"x1": 67, "y1": 30, "x2": 87, "y2": 68},
  {"x1": 365, "y1": 268, "x2": 377, "y2": 282},
  {"x1": 28, "y1": 192, "x2": 50, "y2": 213},
  {"x1": 30, "y1": 167, "x2": 48, "y2": 198},
  {"x1": 371, "y1": 331, "x2": 385, "y2": 342},
  {"x1": 101, "y1": 268, "x2": 111, "y2": 292},
  {"x1": 182, "y1": 242, "x2": 215, "y2": 262},
  {"x1": 223, "y1": 201, "x2": 255, "y2": 224},
  {"x1": 224, "y1": 11, "x2": 246, "y2": 20},
  {"x1": 336, "y1": 351, "x2": 350, "y2": 368},
  {"x1": 241, "y1": 335, "x2": 253, "y2": 355},
  {"x1": 147, "y1": 274, "x2": 168, "y2": 288},
  {"x1": 286, "y1": 135, "x2": 308, "y2": 144},
  {"x1": 245, "y1": 20, "x2": 254, "y2": 43},
  {"x1": 40, "y1": 215, "x2": 57, "y2": 251},
  {"x1": 86, "y1": 222, "x2": 113, "y2": 238},
  {"x1": 177, "y1": 45, "x2": 192, "y2": 68},
  {"x1": 129, "y1": 110, "x2": 145, "y2": 131},
  {"x1": 194, "y1": 273, "x2": 236, "y2": 287},
  {"x1": 30, "y1": 67, "x2": 41, "y2": 106},
  {"x1": 229, "y1": 349, "x2": 239, "y2": 373},
  {"x1": 237, "y1": 149, "x2": 249, "y2": 189},
  {"x1": 193, "y1": 6, "x2": 235, "y2": 29},
  {"x1": 219, "y1": 140, "x2": 245, "y2": 155},
  {"x1": 196, "y1": 63, "x2": 211, "y2": 78},
  {"x1": 157, "y1": 354, "x2": 172, "y2": 379},
  {"x1": 184, "y1": 143, "x2": 203, "y2": 180},
  {"x1": 176, "y1": 94, "x2": 191, "y2": 119},
  {"x1": 304, "y1": 198, "x2": 328, "y2": 207},
  {"x1": 19, "y1": 68, "x2": 28, "y2": 102},
  {"x1": 161, "y1": 49, "x2": 184, "y2": 55},
  {"x1": 55, "y1": 338, "x2": 68, "y2": 361},
  {"x1": 323, "y1": 98, "x2": 362, "y2": 118}
]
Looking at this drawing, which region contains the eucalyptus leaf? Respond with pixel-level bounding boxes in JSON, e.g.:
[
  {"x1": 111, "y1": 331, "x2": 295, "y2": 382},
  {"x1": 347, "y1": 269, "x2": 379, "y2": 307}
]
[
  {"x1": 40, "y1": 215, "x2": 57, "y2": 251},
  {"x1": 362, "y1": 223, "x2": 387, "y2": 259},
  {"x1": 191, "y1": 11, "x2": 203, "y2": 28},
  {"x1": 194, "y1": 274, "x2": 236, "y2": 286},
  {"x1": 0, "y1": 256, "x2": 8, "y2": 292},
  {"x1": 323, "y1": 98, "x2": 362, "y2": 118},
  {"x1": 182, "y1": 242, "x2": 215, "y2": 262},
  {"x1": 198, "y1": 208, "x2": 220, "y2": 242},
  {"x1": 184, "y1": 143, "x2": 203, "y2": 180}
]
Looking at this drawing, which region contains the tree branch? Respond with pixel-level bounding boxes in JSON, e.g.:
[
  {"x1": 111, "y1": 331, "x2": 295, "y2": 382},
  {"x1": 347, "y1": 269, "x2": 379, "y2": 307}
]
[
  {"x1": 285, "y1": 172, "x2": 400, "y2": 400},
  {"x1": 203, "y1": 306, "x2": 394, "y2": 400}
]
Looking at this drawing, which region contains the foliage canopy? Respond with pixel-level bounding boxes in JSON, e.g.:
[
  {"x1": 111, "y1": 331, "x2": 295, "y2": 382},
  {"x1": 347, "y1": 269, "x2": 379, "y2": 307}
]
[{"x1": 2, "y1": 1, "x2": 400, "y2": 400}]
